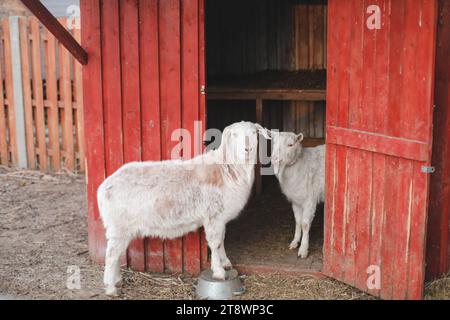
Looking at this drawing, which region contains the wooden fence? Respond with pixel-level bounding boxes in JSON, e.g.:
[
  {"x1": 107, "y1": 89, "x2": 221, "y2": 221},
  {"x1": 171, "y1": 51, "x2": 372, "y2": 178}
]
[{"x1": 0, "y1": 16, "x2": 84, "y2": 172}]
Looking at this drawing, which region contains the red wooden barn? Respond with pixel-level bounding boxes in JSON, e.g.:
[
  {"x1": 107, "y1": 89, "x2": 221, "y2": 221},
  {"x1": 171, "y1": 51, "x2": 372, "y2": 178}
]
[{"x1": 22, "y1": 0, "x2": 450, "y2": 300}]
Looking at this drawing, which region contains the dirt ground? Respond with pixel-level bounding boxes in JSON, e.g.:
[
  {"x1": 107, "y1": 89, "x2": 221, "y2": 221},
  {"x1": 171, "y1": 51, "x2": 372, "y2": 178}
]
[
  {"x1": 0, "y1": 167, "x2": 448, "y2": 300},
  {"x1": 227, "y1": 177, "x2": 323, "y2": 271}
]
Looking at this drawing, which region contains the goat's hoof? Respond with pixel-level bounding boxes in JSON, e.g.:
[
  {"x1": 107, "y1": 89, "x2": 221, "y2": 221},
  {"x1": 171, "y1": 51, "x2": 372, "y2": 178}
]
[
  {"x1": 298, "y1": 249, "x2": 309, "y2": 259},
  {"x1": 289, "y1": 242, "x2": 299, "y2": 250},
  {"x1": 105, "y1": 285, "x2": 119, "y2": 296},
  {"x1": 212, "y1": 269, "x2": 226, "y2": 281}
]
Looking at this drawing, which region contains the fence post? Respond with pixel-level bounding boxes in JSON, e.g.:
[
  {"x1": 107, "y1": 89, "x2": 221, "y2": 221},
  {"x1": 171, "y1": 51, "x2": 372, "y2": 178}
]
[{"x1": 9, "y1": 16, "x2": 28, "y2": 168}]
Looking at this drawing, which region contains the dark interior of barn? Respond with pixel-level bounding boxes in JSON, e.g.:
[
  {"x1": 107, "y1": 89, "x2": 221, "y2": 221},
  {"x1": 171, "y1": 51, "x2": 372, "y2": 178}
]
[{"x1": 205, "y1": 0, "x2": 327, "y2": 271}]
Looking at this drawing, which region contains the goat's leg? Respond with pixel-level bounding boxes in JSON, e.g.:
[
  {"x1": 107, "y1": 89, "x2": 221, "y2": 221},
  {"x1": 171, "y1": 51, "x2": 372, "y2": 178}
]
[
  {"x1": 104, "y1": 237, "x2": 130, "y2": 296},
  {"x1": 298, "y1": 201, "x2": 316, "y2": 259},
  {"x1": 218, "y1": 227, "x2": 232, "y2": 269},
  {"x1": 289, "y1": 203, "x2": 303, "y2": 250},
  {"x1": 204, "y1": 223, "x2": 226, "y2": 280}
]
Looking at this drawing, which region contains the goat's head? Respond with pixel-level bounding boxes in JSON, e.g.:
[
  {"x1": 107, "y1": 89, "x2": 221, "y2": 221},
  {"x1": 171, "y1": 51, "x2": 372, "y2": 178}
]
[
  {"x1": 271, "y1": 131, "x2": 304, "y2": 172},
  {"x1": 219, "y1": 122, "x2": 271, "y2": 165}
]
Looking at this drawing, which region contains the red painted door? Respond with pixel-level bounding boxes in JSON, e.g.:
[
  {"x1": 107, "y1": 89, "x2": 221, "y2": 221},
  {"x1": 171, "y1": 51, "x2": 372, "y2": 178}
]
[
  {"x1": 81, "y1": 0, "x2": 207, "y2": 274},
  {"x1": 323, "y1": 0, "x2": 438, "y2": 299}
]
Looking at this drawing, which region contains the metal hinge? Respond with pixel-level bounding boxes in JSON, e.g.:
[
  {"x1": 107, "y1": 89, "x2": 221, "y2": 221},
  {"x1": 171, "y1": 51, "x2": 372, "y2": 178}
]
[
  {"x1": 421, "y1": 166, "x2": 435, "y2": 174},
  {"x1": 200, "y1": 85, "x2": 206, "y2": 95}
]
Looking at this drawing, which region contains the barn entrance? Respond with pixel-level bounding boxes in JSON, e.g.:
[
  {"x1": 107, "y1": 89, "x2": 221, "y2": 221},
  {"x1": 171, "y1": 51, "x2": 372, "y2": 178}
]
[{"x1": 205, "y1": 0, "x2": 327, "y2": 273}]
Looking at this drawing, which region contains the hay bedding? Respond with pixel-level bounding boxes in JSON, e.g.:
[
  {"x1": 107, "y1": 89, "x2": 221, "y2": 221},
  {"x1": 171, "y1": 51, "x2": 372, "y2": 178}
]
[
  {"x1": 0, "y1": 167, "x2": 448, "y2": 300},
  {"x1": 226, "y1": 177, "x2": 323, "y2": 270}
]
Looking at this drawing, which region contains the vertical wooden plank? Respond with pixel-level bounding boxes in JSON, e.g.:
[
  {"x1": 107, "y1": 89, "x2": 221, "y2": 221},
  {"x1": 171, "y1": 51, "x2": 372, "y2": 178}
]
[
  {"x1": 80, "y1": 0, "x2": 107, "y2": 264},
  {"x1": 386, "y1": 0, "x2": 406, "y2": 138},
  {"x1": 427, "y1": 0, "x2": 450, "y2": 280},
  {"x1": 140, "y1": 0, "x2": 162, "y2": 164},
  {"x1": 323, "y1": 142, "x2": 336, "y2": 276},
  {"x1": 101, "y1": 0, "x2": 123, "y2": 177},
  {"x1": 119, "y1": 0, "x2": 145, "y2": 272},
  {"x1": 367, "y1": 0, "x2": 389, "y2": 297},
  {"x1": 340, "y1": 0, "x2": 365, "y2": 284},
  {"x1": 354, "y1": 150, "x2": 372, "y2": 291},
  {"x1": 373, "y1": 0, "x2": 390, "y2": 135},
  {"x1": 9, "y1": 16, "x2": 28, "y2": 168},
  {"x1": 367, "y1": 0, "x2": 389, "y2": 293},
  {"x1": 181, "y1": 0, "x2": 202, "y2": 275},
  {"x1": 407, "y1": 162, "x2": 429, "y2": 299},
  {"x1": 284, "y1": 104, "x2": 295, "y2": 133},
  {"x1": 312, "y1": 4, "x2": 324, "y2": 69},
  {"x1": 414, "y1": 0, "x2": 438, "y2": 142},
  {"x1": 323, "y1": 1, "x2": 327, "y2": 69},
  {"x1": 325, "y1": 0, "x2": 339, "y2": 128},
  {"x1": 73, "y1": 23, "x2": 85, "y2": 172},
  {"x1": 45, "y1": 26, "x2": 60, "y2": 171},
  {"x1": 30, "y1": 18, "x2": 47, "y2": 171},
  {"x1": 18, "y1": 17, "x2": 35, "y2": 169},
  {"x1": 2, "y1": 18, "x2": 18, "y2": 165},
  {"x1": 391, "y1": 159, "x2": 414, "y2": 299},
  {"x1": 327, "y1": 146, "x2": 347, "y2": 278},
  {"x1": 367, "y1": 153, "x2": 385, "y2": 298},
  {"x1": 324, "y1": 0, "x2": 347, "y2": 278},
  {"x1": 379, "y1": 157, "x2": 399, "y2": 299},
  {"x1": 198, "y1": 0, "x2": 209, "y2": 270},
  {"x1": 361, "y1": 0, "x2": 376, "y2": 133},
  {"x1": 347, "y1": 0, "x2": 365, "y2": 131},
  {"x1": 342, "y1": 148, "x2": 358, "y2": 284},
  {"x1": 0, "y1": 24, "x2": 7, "y2": 165},
  {"x1": 380, "y1": 1, "x2": 405, "y2": 299},
  {"x1": 101, "y1": 0, "x2": 126, "y2": 266},
  {"x1": 139, "y1": 0, "x2": 165, "y2": 274},
  {"x1": 159, "y1": 0, "x2": 183, "y2": 274},
  {"x1": 59, "y1": 18, "x2": 74, "y2": 171},
  {"x1": 335, "y1": 1, "x2": 352, "y2": 129},
  {"x1": 407, "y1": 0, "x2": 437, "y2": 297},
  {"x1": 314, "y1": 102, "x2": 325, "y2": 138},
  {"x1": 400, "y1": 1, "x2": 419, "y2": 142},
  {"x1": 308, "y1": 4, "x2": 314, "y2": 69},
  {"x1": 295, "y1": 4, "x2": 309, "y2": 70}
]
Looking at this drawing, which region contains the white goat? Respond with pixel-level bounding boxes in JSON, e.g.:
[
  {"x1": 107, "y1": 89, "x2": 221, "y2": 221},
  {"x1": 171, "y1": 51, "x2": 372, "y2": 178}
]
[
  {"x1": 271, "y1": 131, "x2": 325, "y2": 258},
  {"x1": 97, "y1": 122, "x2": 270, "y2": 295}
]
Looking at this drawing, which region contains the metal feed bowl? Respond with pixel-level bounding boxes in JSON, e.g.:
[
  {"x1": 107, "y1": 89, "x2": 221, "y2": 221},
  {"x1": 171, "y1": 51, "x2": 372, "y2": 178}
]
[{"x1": 196, "y1": 269, "x2": 245, "y2": 300}]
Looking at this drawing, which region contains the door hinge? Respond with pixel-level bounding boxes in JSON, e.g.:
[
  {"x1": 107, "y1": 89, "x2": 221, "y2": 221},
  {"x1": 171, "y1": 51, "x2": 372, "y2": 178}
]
[
  {"x1": 421, "y1": 166, "x2": 435, "y2": 174},
  {"x1": 200, "y1": 85, "x2": 206, "y2": 95}
]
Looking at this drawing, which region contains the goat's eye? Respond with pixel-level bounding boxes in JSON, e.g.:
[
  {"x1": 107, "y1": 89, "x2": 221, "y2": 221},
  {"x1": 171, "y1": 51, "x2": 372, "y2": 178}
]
[
  {"x1": 245, "y1": 147, "x2": 250, "y2": 153},
  {"x1": 287, "y1": 144, "x2": 294, "y2": 147}
]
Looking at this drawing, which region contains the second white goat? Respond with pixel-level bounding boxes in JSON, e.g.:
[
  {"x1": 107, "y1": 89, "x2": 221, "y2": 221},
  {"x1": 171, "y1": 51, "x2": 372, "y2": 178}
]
[{"x1": 271, "y1": 131, "x2": 325, "y2": 258}]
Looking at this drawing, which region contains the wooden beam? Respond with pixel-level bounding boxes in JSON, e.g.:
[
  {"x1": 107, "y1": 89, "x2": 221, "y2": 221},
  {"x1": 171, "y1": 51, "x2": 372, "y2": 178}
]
[
  {"x1": 206, "y1": 89, "x2": 326, "y2": 101},
  {"x1": 19, "y1": 0, "x2": 87, "y2": 65}
]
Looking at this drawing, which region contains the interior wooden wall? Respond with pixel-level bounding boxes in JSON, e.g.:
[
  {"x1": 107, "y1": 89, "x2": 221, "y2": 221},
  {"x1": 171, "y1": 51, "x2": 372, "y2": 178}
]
[
  {"x1": 426, "y1": 0, "x2": 450, "y2": 280},
  {"x1": 206, "y1": 0, "x2": 327, "y2": 138}
]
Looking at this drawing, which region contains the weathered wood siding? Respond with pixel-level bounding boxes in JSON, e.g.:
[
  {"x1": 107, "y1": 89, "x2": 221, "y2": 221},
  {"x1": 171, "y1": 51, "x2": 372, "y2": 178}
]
[
  {"x1": 324, "y1": 0, "x2": 438, "y2": 300},
  {"x1": 81, "y1": 0, "x2": 206, "y2": 274},
  {"x1": 0, "y1": 16, "x2": 84, "y2": 171},
  {"x1": 206, "y1": 0, "x2": 327, "y2": 137}
]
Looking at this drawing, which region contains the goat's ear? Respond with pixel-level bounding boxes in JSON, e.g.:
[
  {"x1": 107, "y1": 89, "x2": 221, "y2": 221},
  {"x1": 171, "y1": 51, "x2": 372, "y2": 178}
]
[
  {"x1": 255, "y1": 124, "x2": 272, "y2": 140},
  {"x1": 296, "y1": 133, "x2": 304, "y2": 143}
]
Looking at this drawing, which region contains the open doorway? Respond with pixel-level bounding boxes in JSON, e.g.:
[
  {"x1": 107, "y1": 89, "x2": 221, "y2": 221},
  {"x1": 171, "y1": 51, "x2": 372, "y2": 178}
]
[{"x1": 205, "y1": 0, "x2": 327, "y2": 272}]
